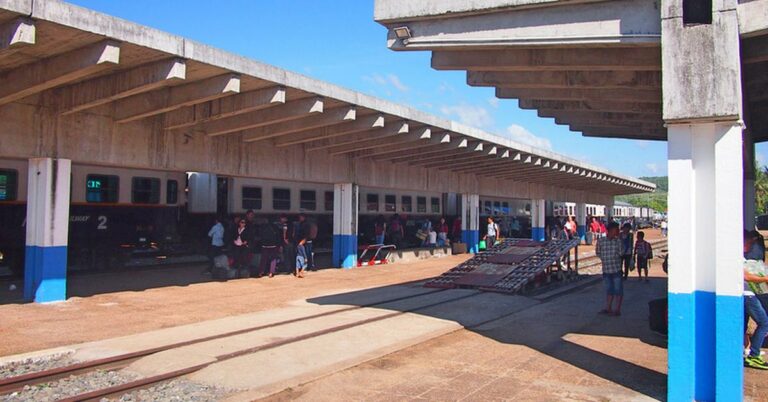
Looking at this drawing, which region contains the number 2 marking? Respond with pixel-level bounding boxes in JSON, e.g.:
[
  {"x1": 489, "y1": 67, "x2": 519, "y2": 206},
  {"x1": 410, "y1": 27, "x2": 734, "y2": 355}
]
[{"x1": 97, "y1": 215, "x2": 108, "y2": 230}]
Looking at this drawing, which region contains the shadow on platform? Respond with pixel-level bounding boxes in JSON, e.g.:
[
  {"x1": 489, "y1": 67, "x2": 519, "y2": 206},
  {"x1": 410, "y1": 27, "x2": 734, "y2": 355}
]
[{"x1": 307, "y1": 276, "x2": 669, "y2": 401}]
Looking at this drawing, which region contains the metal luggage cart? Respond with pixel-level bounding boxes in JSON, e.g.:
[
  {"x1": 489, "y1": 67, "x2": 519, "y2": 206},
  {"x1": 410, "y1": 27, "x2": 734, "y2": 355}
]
[{"x1": 357, "y1": 244, "x2": 397, "y2": 267}]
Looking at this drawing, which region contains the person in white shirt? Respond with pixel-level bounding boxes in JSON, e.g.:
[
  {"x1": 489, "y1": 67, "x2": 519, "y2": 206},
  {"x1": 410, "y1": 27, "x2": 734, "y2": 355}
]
[{"x1": 484, "y1": 217, "x2": 499, "y2": 249}]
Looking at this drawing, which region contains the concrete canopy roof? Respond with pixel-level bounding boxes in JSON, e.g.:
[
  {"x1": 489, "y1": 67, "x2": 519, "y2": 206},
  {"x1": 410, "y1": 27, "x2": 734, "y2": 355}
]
[
  {"x1": 0, "y1": 0, "x2": 654, "y2": 195},
  {"x1": 374, "y1": 0, "x2": 768, "y2": 143}
]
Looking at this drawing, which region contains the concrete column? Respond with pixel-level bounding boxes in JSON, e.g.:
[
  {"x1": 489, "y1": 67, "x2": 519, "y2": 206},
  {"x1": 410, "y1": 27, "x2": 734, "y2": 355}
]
[
  {"x1": 461, "y1": 193, "x2": 480, "y2": 253},
  {"x1": 332, "y1": 183, "x2": 358, "y2": 268},
  {"x1": 531, "y1": 199, "x2": 546, "y2": 241},
  {"x1": 667, "y1": 123, "x2": 744, "y2": 401},
  {"x1": 575, "y1": 202, "x2": 587, "y2": 240},
  {"x1": 24, "y1": 158, "x2": 71, "y2": 303},
  {"x1": 744, "y1": 129, "x2": 756, "y2": 229}
]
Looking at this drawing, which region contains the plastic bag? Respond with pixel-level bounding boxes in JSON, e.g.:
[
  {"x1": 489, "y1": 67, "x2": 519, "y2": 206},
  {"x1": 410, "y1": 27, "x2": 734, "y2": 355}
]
[{"x1": 745, "y1": 259, "x2": 768, "y2": 294}]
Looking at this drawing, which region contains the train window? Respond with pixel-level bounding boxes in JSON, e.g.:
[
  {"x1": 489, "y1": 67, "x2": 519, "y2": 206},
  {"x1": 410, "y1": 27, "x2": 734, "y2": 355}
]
[
  {"x1": 417, "y1": 196, "x2": 427, "y2": 213},
  {"x1": 431, "y1": 197, "x2": 440, "y2": 214},
  {"x1": 483, "y1": 200, "x2": 492, "y2": 215},
  {"x1": 366, "y1": 193, "x2": 379, "y2": 212},
  {"x1": 242, "y1": 186, "x2": 262, "y2": 210},
  {"x1": 502, "y1": 202, "x2": 510, "y2": 215},
  {"x1": 385, "y1": 194, "x2": 396, "y2": 212},
  {"x1": 324, "y1": 191, "x2": 334, "y2": 211},
  {"x1": 273, "y1": 188, "x2": 291, "y2": 210},
  {"x1": 86, "y1": 174, "x2": 119, "y2": 203},
  {"x1": 0, "y1": 169, "x2": 18, "y2": 201},
  {"x1": 401, "y1": 195, "x2": 412, "y2": 212},
  {"x1": 493, "y1": 201, "x2": 501, "y2": 215},
  {"x1": 132, "y1": 177, "x2": 160, "y2": 204},
  {"x1": 166, "y1": 180, "x2": 179, "y2": 204},
  {"x1": 300, "y1": 190, "x2": 317, "y2": 211}
]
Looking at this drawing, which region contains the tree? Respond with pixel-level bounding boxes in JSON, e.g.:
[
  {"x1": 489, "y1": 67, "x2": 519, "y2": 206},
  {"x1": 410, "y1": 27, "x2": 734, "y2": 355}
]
[{"x1": 755, "y1": 165, "x2": 768, "y2": 215}]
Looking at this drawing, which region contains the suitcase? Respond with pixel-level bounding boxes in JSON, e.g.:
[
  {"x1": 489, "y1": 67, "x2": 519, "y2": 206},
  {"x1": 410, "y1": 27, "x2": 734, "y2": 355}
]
[
  {"x1": 452, "y1": 242, "x2": 467, "y2": 255},
  {"x1": 585, "y1": 231, "x2": 593, "y2": 245}
]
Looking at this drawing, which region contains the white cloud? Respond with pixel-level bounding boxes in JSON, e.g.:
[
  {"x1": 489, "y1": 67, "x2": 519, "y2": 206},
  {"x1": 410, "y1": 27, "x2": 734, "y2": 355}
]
[
  {"x1": 503, "y1": 124, "x2": 552, "y2": 150},
  {"x1": 487, "y1": 97, "x2": 499, "y2": 109},
  {"x1": 386, "y1": 74, "x2": 409, "y2": 92},
  {"x1": 362, "y1": 73, "x2": 409, "y2": 93},
  {"x1": 440, "y1": 103, "x2": 494, "y2": 128},
  {"x1": 757, "y1": 152, "x2": 765, "y2": 166},
  {"x1": 634, "y1": 140, "x2": 650, "y2": 149},
  {"x1": 437, "y1": 82, "x2": 455, "y2": 94},
  {"x1": 645, "y1": 163, "x2": 659, "y2": 174}
]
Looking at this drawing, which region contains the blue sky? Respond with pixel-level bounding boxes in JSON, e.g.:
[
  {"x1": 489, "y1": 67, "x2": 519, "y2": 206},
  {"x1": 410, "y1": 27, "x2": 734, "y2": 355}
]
[{"x1": 62, "y1": 0, "x2": 717, "y2": 178}]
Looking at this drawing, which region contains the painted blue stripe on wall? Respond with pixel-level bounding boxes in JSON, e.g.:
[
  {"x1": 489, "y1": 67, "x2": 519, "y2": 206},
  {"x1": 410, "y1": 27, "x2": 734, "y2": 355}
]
[
  {"x1": 24, "y1": 246, "x2": 67, "y2": 303},
  {"x1": 461, "y1": 230, "x2": 479, "y2": 254},
  {"x1": 669, "y1": 291, "x2": 742, "y2": 402},
  {"x1": 532, "y1": 227, "x2": 545, "y2": 241},
  {"x1": 715, "y1": 294, "x2": 744, "y2": 401},
  {"x1": 332, "y1": 234, "x2": 357, "y2": 269}
]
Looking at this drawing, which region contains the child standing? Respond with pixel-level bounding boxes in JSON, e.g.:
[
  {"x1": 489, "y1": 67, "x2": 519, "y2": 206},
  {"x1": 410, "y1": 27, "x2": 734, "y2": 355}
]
[{"x1": 634, "y1": 231, "x2": 652, "y2": 282}]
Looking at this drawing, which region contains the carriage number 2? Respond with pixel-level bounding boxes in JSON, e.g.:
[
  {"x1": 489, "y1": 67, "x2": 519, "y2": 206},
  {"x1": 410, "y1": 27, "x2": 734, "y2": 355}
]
[{"x1": 97, "y1": 215, "x2": 108, "y2": 230}]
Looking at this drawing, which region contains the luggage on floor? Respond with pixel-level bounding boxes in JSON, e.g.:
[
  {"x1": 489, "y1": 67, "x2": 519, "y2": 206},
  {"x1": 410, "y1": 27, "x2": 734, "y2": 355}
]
[
  {"x1": 452, "y1": 242, "x2": 467, "y2": 255},
  {"x1": 213, "y1": 254, "x2": 230, "y2": 269}
]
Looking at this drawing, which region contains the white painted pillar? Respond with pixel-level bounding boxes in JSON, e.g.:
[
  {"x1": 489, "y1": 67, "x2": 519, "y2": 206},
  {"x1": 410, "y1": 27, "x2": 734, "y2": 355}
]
[
  {"x1": 24, "y1": 158, "x2": 71, "y2": 302},
  {"x1": 575, "y1": 202, "x2": 587, "y2": 240},
  {"x1": 461, "y1": 193, "x2": 480, "y2": 253},
  {"x1": 531, "y1": 199, "x2": 545, "y2": 241},
  {"x1": 332, "y1": 183, "x2": 358, "y2": 268},
  {"x1": 667, "y1": 123, "x2": 743, "y2": 400}
]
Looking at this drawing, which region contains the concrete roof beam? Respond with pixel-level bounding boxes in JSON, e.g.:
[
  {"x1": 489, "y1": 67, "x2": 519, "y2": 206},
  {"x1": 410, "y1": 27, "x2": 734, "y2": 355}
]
[
  {"x1": 114, "y1": 73, "x2": 240, "y2": 123},
  {"x1": 164, "y1": 86, "x2": 286, "y2": 130},
  {"x1": 0, "y1": 39, "x2": 120, "y2": 106},
  {"x1": 576, "y1": 126, "x2": 667, "y2": 140},
  {"x1": 432, "y1": 47, "x2": 661, "y2": 72},
  {"x1": 201, "y1": 96, "x2": 323, "y2": 137},
  {"x1": 0, "y1": 17, "x2": 35, "y2": 55},
  {"x1": 529, "y1": 100, "x2": 662, "y2": 114},
  {"x1": 241, "y1": 106, "x2": 358, "y2": 143},
  {"x1": 59, "y1": 58, "x2": 187, "y2": 115},
  {"x1": 304, "y1": 121, "x2": 410, "y2": 152},
  {"x1": 469, "y1": 70, "x2": 661, "y2": 89},
  {"x1": 496, "y1": 87, "x2": 662, "y2": 103},
  {"x1": 273, "y1": 114, "x2": 387, "y2": 147}
]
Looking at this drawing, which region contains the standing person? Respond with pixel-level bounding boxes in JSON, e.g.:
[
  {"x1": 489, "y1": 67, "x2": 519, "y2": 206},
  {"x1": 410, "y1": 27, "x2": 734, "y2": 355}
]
[
  {"x1": 484, "y1": 217, "x2": 499, "y2": 249},
  {"x1": 389, "y1": 214, "x2": 404, "y2": 249},
  {"x1": 295, "y1": 243, "x2": 307, "y2": 278},
  {"x1": 634, "y1": 231, "x2": 652, "y2": 282},
  {"x1": 599, "y1": 219, "x2": 607, "y2": 239},
  {"x1": 225, "y1": 215, "x2": 242, "y2": 250},
  {"x1": 590, "y1": 217, "x2": 601, "y2": 236},
  {"x1": 303, "y1": 217, "x2": 318, "y2": 271},
  {"x1": 206, "y1": 216, "x2": 225, "y2": 273},
  {"x1": 451, "y1": 217, "x2": 462, "y2": 243},
  {"x1": 744, "y1": 230, "x2": 768, "y2": 369},
  {"x1": 660, "y1": 220, "x2": 668, "y2": 237},
  {"x1": 258, "y1": 219, "x2": 282, "y2": 278},
  {"x1": 279, "y1": 214, "x2": 294, "y2": 273},
  {"x1": 596, "y1": 222, "x2": 624, "y2": 316},
  {"x1": 437, "y1": 217, "x2": 449, "y2": 247},
  {"x1": 619, "y1": 223, "x2": 634, "y2": 280},
  {"x1": 231, "y1": 219, "x2": 251, "y2": 271},
  {"x1": 374, "y1": 215, "x2": 387, "y2": 245}
]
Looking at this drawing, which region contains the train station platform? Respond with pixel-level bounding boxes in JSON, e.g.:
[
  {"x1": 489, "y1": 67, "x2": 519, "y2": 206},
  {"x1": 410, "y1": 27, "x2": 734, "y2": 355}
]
[{"x1": 2, "y1": 228, "x2": 764, "y2": 401}]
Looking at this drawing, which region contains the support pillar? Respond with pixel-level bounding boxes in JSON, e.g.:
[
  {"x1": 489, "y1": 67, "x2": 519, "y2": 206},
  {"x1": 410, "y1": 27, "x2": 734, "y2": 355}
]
[
  {"x1": 575, "y1": 202, "x2": 587, "y2": 240},
  {"x1": 332, "y1": 183, "x2": 358, "y2": 268},
  {"x1": 24, "y1": 158, "x2": 71, "y2": 303},
  {"x1": 461, "y1": 193, "x2": 480, "y2": 253},
  {"x1": 531, "y1": 199, "x2": 545, "y2": 241},
  {"x1": 667, "y1": 123, "x2": 744, "y2": 401},
  {"x1": 744, "y1": 129, "x2": 756, "y2": 229}
]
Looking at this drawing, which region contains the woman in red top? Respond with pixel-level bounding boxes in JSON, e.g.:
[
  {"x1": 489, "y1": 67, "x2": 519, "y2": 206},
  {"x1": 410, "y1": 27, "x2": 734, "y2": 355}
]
[{"x1": 437, "y1": 217, "x2": 449, "y2": 247}]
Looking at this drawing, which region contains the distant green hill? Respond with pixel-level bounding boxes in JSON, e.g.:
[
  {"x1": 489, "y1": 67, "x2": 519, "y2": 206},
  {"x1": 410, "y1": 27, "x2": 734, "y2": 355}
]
[{"x1": 616, "y1": 176, "x2": 668, "y2": 213}]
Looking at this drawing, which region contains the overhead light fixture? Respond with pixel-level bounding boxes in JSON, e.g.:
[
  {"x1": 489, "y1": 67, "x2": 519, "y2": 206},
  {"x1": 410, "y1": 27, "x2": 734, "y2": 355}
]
[{"x1": 393, "y1": 26, "x2": 411, "y2": 39}]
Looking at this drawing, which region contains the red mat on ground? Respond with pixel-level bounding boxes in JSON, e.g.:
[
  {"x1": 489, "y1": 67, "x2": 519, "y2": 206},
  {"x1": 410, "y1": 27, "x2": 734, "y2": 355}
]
[
  {"x1": 453, "y1": 264, "x2": 517, "y2": 287},
  {"x1": 486, "y1": 254, "x2": 531, "y2": 264}
]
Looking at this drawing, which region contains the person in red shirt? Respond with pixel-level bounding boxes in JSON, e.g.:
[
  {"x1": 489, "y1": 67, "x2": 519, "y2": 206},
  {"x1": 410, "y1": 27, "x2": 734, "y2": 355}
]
[{"x1": 437, "y1": 217, "x2": 449, "y2": 247}]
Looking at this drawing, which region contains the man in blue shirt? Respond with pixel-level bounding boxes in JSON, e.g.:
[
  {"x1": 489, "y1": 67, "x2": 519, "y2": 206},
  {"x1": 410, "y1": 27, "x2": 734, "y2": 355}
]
[{"x1": 206, "y1": 216, "x2": 225, "y2": 273}]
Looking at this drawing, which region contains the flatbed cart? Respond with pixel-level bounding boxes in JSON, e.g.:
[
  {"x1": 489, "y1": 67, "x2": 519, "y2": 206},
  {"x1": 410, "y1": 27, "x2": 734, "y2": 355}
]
[{"x1": 357, "y1": 244, "x2": 397, "y2": 267}]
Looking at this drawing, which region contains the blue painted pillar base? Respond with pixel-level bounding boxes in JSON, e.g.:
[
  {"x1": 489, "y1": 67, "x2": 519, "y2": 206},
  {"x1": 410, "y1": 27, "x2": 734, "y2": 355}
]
[
  {"x1": 24, "y1": 246, "x2": 67, "y2": 302},
  {"x1": 577, "y1": 225, "x2": 586, "y2": 241},
  {"x1": 668, "y1": 291, "x2": 743, "y2": 401},
  {"x1": 461, "y1": 230, "x2": 480, "y2": 254},
  {"x1": 332, "y1": 234, "x2": 357, "y2": 268},
  {"x1": 532, "y1": 227, "x2": 545, "y2": 242}
]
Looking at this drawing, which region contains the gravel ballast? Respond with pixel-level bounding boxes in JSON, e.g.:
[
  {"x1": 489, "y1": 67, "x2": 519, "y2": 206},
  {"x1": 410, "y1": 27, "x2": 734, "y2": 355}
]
[
  {"x1": 0, "y1": 353, "x2": 76, "y2": 380},
  {"x1": 0, "y1": 370, "x2": 137, "y2": 402}
]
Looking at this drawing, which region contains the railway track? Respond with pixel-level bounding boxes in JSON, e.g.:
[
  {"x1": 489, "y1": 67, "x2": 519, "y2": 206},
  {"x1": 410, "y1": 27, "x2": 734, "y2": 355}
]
[{"x1": 0, "y1": 287, "x2": 468, "y2": 401}]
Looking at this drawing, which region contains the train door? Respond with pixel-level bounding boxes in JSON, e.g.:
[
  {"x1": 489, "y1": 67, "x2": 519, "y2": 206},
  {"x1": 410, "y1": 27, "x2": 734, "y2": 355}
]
[{"x1": 216, "y1": 177, "x2": 229, "y2": 217}]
